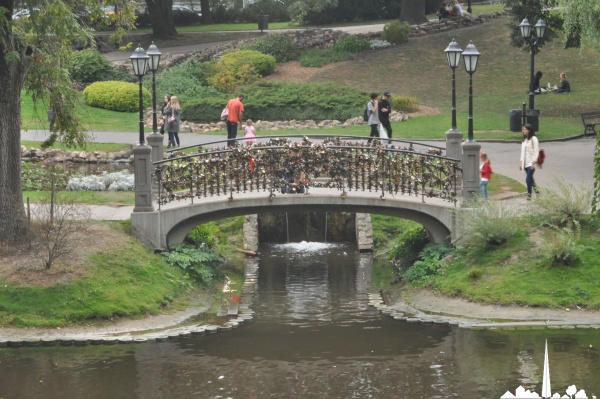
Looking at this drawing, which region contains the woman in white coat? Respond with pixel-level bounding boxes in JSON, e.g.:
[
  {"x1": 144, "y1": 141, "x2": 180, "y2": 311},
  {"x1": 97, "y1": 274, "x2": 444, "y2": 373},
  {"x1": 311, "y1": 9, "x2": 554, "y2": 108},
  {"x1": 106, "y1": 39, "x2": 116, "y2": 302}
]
[{"x1": 519, "y1": 123, "x2": 540, "y2": 201}]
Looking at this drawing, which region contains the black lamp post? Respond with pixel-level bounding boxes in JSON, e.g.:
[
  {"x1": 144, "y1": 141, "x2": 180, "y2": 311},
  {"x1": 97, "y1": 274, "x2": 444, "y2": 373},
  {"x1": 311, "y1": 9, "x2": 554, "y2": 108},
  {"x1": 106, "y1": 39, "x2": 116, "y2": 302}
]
[
  {"x1": 445, "y1": 39, "x2": 463, "y2": 131},
  {"x1": 129, "y1": 44, "x2": 149, "y2": 145},
  {"x1": 145, "y1": 42, "x2": 162, "y2": 136},
  {"x1": 519, "y1": 17, "x2": 546, "y2": 111},
  {"x1": 462, "y1": 41, "x2": 480, "y2": 142}
]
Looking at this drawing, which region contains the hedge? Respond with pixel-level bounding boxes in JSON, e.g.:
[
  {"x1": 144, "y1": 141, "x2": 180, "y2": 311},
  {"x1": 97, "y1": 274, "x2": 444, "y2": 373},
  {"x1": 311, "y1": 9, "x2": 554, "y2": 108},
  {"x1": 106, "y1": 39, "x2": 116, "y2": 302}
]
[
  {"x1": 183, "y1": 81, "x2": 367, "y2": 123},
  {"x1": 208, "y1": 50, "x2": 276, "y2": 91},
  {"x1": 83, "y1": 81, "x2": 151, "y2": 112}
]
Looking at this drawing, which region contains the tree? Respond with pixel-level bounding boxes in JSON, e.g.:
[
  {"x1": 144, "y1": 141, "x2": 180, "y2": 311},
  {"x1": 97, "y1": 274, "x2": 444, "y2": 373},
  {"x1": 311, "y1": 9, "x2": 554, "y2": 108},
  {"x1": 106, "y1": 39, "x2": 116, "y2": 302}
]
[
  {"x1": 399, "y1": 0, "x2": 427, "y2": 25},
  {"x1": 200, "y1": 0, "x2": 213, "y2": 24},
  {"x1": 504, "y1": 0, "x2": 562, "y2": 52},
  {"x1": 145, "y1": 0, "x2": 178, "y2": 39},
  {"x1": 0, "y1": 0, "x2": 134, "y2": 244}
]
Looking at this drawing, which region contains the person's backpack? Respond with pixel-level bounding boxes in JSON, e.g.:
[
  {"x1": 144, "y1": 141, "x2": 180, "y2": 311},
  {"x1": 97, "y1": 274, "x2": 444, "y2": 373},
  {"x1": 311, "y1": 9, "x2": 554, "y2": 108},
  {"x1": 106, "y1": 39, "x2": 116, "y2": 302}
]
[
  {"x1": 537, "y1": 148, "x2": 546, "y2": 168},
  {"x1": 220, "y1": 107, "x2": 229, "y2": 121},
  {"x1": 363, "y1": 106, "x2": 369, "y2": 122}
]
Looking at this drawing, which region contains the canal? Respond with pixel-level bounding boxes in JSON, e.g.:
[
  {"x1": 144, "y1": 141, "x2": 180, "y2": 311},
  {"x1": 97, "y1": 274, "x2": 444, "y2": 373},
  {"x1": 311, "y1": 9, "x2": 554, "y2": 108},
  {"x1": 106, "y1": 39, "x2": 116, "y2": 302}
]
[{"x1": 0, "y1": 243, "x2": 599, "y2": 398}]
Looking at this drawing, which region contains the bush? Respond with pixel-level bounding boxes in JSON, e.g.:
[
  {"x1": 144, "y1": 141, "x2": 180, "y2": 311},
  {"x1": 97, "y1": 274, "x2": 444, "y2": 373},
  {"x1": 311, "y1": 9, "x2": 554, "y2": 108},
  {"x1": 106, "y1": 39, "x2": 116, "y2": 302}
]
[
  {"x1": 461, "y1": 200, "x2": 519, "y2": 249},
  {"x1": 21, "y1": 162, "x2": 70, "y2": 191},
  {"x1": 186, "y1": 224, "x2": 218, "y2": 249},
  {"x1": 389, "y1": 227, "x2": 429, "y2": 270},
  {"x1": 239, "y1": 0, "x2": 291, "y2": 23},
  {"x1": 531, "y1": 177, "x2": 592, "y2": 228},
  {"x1": 402, "y1": 243, "x2": 454, "y2": 283},
  {"x1": 241, "y1": 34, "x2": 298, "y2": 62},
  {"x1": 162, "y1": 243, "x2": 222, "y2": 285},
  {"x1": 390, "y1": 96, "x2": 420, "y2": 113},
  {"x1": 183, "y1": 81, "x2": 367, "y2": 123},
  {"x1": 208, "y1": 50, "x2": 275, "y2": 91},
  {"x1": 332, "y1": 36, "x2": 371, "y2": 53},
  {"x1": 68, "y1": 48, "x2": 113, "y2": 84},
  {"x1": 144, "y1": 59, "x2": 219, "y2": 104},
  {"x1": 382, "y1": 21, "x2": 411, "y2": 44},
  {"x1": 83, "y1": 81, "x2": 151, "y2": 112},
  {"x1": 543, "y1": 226, "x2": 582, "y2": 267}
]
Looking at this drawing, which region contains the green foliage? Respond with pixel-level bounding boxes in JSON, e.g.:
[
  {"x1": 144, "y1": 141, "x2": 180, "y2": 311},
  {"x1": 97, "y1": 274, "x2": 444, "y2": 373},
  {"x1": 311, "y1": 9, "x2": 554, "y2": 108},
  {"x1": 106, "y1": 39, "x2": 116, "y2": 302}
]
[
  {"x1": 145, "y1": 59, "x2": 219, "y2": 105},
  {"x1": 186, "y1": 224, "x2": 218, "y2": 249},
  {"x1": 388, "y1": 227, "x2": 429, "y2": 269},
  {"x1": 543, "y1": 225, "x2": 583, "y2": 267},
  {"x1": 162, "y1": 243, "x2": 222, "y2": 285},
  {"x1": 241, "y1": 33, "x2": 298, "y2": 62},
  {"x1": 390, "y1": 96, "x2": 420, "y2": 113},
  {"x1": 332, "y1": 36, "x2": 371, "y2": 53},
  {"x1": 68, "y1": 48, "x2": 114, "y2": 84},
  {"x1": 559, "y1": 0, "x2": 600, "y2": 52},
  {"x1": 298, "y1": 48, "x2": 354, "y2": 67},
  {"x1": 382, "y1": 21, "x2": 411, "y2": 45},
  {"x1": 402, "y1": 243, "x2": 455, "y2": 283},
  {"x1": 21, "y1": 162, "x2": 70, "y2": 191},
  {"x1": 184, "y1": 81, "x2": 367, "y2": 122},
  {"x1": 461, "y1": 200, "x2": 519, "y2": 249},
  {"x1": 504, "y1": 0, "x2": 563, "y2": 51},
  {"x1": 208, "y1": 50, "x2": 275, "y2": 91},
  {"x1": 531, "y1": 177, "x2": 592, "y2": 228},
  {"x1": 288, "y1": 0, "x2": 338, "y2": 24},
  {"x1": 83, "y1": 81, "x2": 151, "y2": 112}
]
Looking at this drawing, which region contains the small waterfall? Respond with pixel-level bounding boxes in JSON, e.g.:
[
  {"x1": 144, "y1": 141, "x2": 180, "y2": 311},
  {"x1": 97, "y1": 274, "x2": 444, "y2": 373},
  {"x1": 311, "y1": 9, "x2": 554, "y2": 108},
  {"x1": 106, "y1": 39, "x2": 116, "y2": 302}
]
[{"x1": 324, "y1": 212, "x2": 328, "y2": 242}]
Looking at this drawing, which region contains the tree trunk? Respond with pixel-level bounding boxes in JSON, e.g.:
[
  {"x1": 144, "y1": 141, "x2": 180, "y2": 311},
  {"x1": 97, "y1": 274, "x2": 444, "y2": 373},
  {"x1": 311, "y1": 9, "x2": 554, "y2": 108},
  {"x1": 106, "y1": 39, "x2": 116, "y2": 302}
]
[
  {"x1": 200, "y1": 0, "x2": 212, "y2": 24},
  {"x1": 400, "y1": 0, "x2": 428, "y2": 25},
  {"x1": 425, "y1": 0, "x2": 444, "y2": 14},
  {"x1": 0, "y1": 42, "x2": 33, "y2": 242},
  {"x1": 145, "y1": 0, "x2": 178, "y2": 39}
]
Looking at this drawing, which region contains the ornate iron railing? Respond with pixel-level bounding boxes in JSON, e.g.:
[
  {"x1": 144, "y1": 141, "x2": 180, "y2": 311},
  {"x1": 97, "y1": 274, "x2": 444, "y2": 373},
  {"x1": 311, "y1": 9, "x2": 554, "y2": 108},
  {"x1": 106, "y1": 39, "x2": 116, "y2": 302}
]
[{"x1": 154, "y1": 135, "x2": 461, "y2": 209}]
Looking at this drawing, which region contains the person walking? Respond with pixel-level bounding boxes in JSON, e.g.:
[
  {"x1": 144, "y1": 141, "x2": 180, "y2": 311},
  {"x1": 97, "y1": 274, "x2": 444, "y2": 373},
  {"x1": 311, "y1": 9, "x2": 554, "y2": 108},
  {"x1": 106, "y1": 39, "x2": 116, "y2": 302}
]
[
  {"x1": 165, "y1": 96, "x2": 181, "y2": 148},
  {"x1": 244, "y1": 119, "x2": 256, "y2": 144},
  {"x1": 226, "y1": 94, "x2": 244, "y2": 148},
  {"x1": 378, "y1": 91, "x2": 393, "y2": 143},
  {"x1": 519, "y1": 124, "x2": 540, "y2": 201},
  {"x1": 367, "y1": 92, "x2": 379, "y2": 144},
  {"x1": 479, "y1": 152, "x2": 492, "y2": 200}
]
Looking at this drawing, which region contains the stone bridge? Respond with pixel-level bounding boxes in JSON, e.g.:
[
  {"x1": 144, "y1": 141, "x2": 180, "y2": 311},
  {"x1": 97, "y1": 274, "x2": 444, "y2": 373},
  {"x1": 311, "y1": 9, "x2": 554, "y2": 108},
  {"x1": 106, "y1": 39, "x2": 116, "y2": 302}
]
[{"x1": 130, "y1": 134, "x2": 480, "y2": 250}]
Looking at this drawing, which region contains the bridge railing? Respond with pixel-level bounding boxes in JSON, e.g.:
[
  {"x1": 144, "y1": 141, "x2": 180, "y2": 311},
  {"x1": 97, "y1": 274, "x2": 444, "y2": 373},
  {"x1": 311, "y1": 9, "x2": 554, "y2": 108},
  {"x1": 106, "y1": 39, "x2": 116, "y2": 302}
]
[{"x1": 153, "y1": 135, "x2": 461, "y2": 209}]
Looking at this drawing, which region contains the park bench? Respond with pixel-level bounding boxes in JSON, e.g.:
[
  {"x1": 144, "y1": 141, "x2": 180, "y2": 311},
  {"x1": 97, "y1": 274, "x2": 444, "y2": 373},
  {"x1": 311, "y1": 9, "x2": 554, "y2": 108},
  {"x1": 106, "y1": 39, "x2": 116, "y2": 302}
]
[{"x1": 580, "y1": 111, "x2": 600, "y2": 136}]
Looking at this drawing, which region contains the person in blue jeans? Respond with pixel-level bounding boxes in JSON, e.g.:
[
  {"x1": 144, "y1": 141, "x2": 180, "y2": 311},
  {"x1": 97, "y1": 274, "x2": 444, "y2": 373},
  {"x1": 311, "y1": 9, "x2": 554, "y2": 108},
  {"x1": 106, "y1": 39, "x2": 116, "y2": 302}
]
[
  {"x1": 479, "y1": 152, "x2": 492, "y2": 200},
  {"x1": 519, "y1": 124, "x2": 540, "y2": 201}
]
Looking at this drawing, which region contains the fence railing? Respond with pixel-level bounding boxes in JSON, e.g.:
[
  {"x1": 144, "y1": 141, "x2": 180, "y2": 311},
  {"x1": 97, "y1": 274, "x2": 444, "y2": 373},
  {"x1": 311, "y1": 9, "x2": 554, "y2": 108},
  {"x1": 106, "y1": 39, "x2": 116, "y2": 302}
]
[{"x1": 153, "y1": 135, "x2": 461, "y2": 209}]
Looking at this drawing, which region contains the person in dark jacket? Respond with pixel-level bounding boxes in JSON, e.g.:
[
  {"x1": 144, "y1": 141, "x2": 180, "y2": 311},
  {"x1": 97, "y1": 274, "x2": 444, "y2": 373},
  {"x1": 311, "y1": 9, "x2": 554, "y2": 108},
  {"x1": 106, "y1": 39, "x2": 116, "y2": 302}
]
[
  {"x1": 533, "y1": 71, "x2": 545, "y2": 94},
  {"x1": 378, "y1": 91, "x2": 392, "y2": 143},
  {"x1": 553, "y1": 72, "x2": 571, "y2": 93}
]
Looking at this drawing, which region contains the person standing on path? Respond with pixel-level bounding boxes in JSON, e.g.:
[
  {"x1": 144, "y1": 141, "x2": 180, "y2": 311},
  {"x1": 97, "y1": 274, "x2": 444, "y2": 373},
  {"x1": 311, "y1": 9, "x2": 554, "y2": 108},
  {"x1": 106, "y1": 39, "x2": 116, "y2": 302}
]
[
  {"x1": 161, "y1": 94, "x2": 175, "y2": 148},
  {"x1": 519, "y1": 124, "x2": 540, "y2": 201},
  {"x1": 378, "y1": 91, "x2": 392, "y2": 143},
  {"x1": 226, "y1": 94, "x2": 244, "y2": 148},
  {"x1": 479, "y1": 152, "x2": 492, "y2": 200},
  {"x1": 165, "y1": 96, "x2": 182, "y2": 148},
  {"x1": 244, "y1": 119, "x2": 256, "y2": 144},
  {"x1": 367, "y1": 92, "x2": 379, "y2": 144}
]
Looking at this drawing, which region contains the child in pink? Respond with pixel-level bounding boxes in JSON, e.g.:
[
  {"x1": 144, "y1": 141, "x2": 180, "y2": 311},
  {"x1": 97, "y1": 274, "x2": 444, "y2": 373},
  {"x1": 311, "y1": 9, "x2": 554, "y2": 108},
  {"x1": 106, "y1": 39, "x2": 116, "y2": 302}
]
[{"x1": 244, "y1": 119, "x2": 256, "y2": 144}]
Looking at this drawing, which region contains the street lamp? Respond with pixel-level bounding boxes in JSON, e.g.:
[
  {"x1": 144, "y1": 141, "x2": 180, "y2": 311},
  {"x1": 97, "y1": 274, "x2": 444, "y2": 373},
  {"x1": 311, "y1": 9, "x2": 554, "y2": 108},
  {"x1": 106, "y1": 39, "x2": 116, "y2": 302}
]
[
  {"x1": 444, "y1": 39, "x2": 463, "y2": 131},
  {"x1": 462, "y1": 41, "x2": 480, "y2": 142},
  {"x1": 145, "y1": 42, "x2": 162, "y2": 136},
  {"x1": 520, "y1": 17, "x2": 546, "y2": 111},
  {"x1": 129, "y1": 44, "x2": 149, "y2": 145}
]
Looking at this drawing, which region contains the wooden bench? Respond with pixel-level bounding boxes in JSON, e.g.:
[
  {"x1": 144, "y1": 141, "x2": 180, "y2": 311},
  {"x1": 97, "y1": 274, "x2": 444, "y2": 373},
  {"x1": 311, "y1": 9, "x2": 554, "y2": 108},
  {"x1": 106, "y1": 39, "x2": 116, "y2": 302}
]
[{"x1": 581, "y1": 111, "x2": 600, "y2": 136}]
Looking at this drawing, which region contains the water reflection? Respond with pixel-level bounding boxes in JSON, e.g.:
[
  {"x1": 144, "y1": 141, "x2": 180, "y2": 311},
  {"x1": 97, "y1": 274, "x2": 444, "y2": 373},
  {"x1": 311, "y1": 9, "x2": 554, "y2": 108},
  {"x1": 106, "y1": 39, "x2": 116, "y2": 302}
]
[{"x1": 0, "y1": 244, "x2": 599, "y2": 398}]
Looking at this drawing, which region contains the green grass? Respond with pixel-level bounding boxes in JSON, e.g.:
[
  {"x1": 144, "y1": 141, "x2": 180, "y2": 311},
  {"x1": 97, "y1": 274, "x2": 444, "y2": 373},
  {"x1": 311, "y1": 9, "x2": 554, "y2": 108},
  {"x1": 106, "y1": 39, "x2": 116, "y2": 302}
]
[
  {"x1": 0, "y1": 222, "x2": 191, "y2": 327},
  {"x1": 413, "y1": 220, "x2": 600, "y2": 308},
  {"x1": 23, "y1": 190, "x2": 134, "y2": 205},
  {"x1": 21, "y1": 140, "x2": 130, "y2": 153}
]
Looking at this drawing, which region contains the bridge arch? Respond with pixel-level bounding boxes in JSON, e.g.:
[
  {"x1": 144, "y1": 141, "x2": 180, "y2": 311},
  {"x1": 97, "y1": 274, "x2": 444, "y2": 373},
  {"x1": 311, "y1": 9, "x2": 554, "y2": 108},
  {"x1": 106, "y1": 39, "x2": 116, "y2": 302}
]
[{"x1": 131, "y1": 192, "x2": 456, "y2": 250}]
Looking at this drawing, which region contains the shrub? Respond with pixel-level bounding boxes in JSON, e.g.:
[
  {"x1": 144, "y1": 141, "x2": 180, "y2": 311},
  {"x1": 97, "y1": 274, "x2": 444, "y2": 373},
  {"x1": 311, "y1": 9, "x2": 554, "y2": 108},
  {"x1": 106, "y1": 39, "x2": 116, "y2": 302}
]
[
  {"x1": 241, "y1": 34, "x2": 298, "y2": 62},
  {"x1": 183, "y1": 81, "x2": 367, "y2": 123},
  {"x1": 208, "y1": 50, "x2": 275, "y2": 91},
  {"x1": 390, "y1": 96, "x2": 420, "y2": 113},
  {"x1": 299, "y1": 48, "x2": 351, "y2": 67},
  {"x1": 382, "y1": 21, "x2": 411, "y2": 44},
  {"x1": 68, "y1": 49, "x2": 113, "y2": 84},
  {"x1": 162, "y1": 243, "x2": 222, "y2": 285},
  {"x1": 83, "y1": 81, "x2": 151, "y2": 112},
  {"x1": 21, "y1": 162, "x2": 70, "y2": 191},
  {"x1": 389, "y1": 227, "x2": 429, "y2": 271},
  {"x1": 542, "y1": 226, "x2": 582, "y2": 267},
  {"x1": 145, "y1": 59, "x2": 219, "y2": 104},
  {"x1": 461, "y1": 200, "x2": 519, "y2": 249},
  {"x1": 239, "y1": 0, "x2": 291, "y2": 23},
  {"x1": 531, "y1": 177, "x2": 592, "y2": 228},
  {"x1": 402, "y1": 243, "x2": 454, "y2": 283},
  {"x1": 332, "y1": 36, "x2": 371, "y2": 53},
  {"x1": 186, "y1": 224, "x2": 218, "y2": 249}
]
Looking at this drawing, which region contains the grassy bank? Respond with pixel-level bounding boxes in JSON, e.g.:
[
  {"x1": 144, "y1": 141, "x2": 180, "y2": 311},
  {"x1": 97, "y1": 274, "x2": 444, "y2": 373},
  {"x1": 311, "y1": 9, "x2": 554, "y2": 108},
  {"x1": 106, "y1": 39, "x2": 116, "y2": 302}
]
[{"x1": 22, "y1": 191, "x2": 134, "y2": 205}]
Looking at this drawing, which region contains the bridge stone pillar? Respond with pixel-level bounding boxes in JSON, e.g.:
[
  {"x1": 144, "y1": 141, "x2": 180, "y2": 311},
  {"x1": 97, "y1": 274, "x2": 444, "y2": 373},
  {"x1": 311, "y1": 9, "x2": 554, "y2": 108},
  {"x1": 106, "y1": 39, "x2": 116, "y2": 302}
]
[
  {"x1": 461, "y1": 140, "x2": 481, "y2": 200},
  {"x1": 133, "y1": 144, "x2": 154, "y2": 212},
  {"x1": 147, "y1": 132, "x2": 164, "y2": 163},
  {"x1": 445, "y1": 128, "x2": 463, "y2": 160}
]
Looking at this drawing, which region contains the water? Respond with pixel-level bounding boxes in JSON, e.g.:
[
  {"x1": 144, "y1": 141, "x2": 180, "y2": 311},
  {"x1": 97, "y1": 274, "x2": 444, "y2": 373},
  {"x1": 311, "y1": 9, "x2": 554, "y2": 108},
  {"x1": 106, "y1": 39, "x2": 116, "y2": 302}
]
[{"x1": 1, "y1": 243, "x2": 599, "y2": 398}]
